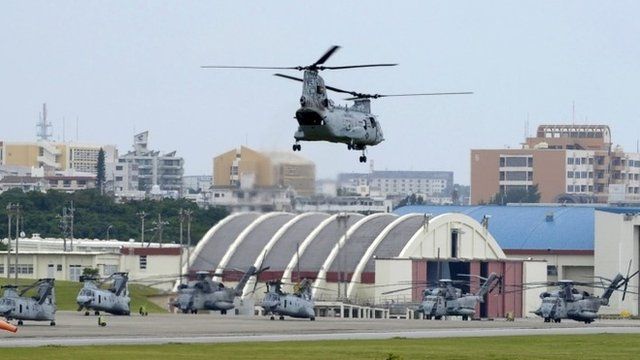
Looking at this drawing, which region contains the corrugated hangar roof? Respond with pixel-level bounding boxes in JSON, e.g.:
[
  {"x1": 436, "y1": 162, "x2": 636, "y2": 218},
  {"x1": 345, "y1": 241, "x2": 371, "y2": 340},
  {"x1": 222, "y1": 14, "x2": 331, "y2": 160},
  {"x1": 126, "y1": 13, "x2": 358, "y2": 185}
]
[
  {"x1": 298, "y1": 214, "x2": 363, "y2": 272},
  {"x1": 363, "y1": 214, "x2": 425, "y2": 273},
  {"x1": 225, "y1": 213, "x2": 295, "y2": 269},
  {"x1": 328, "y1": 214, "x2": 397, "y2": 273},
  {"x1": 262, "y1": 213, "x2": 330, "y2": 270},
  {"x1": 395, "y1": 205, "x2": 595, "y2": 251},
  {"x1": 190, "y1": 213, "x2": 260, "y2": 270}
]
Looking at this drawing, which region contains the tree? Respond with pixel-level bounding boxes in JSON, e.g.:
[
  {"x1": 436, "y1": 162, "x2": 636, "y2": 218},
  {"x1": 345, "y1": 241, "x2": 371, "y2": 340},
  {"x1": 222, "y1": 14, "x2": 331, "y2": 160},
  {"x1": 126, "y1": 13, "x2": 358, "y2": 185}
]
[
  {"x1": 82, "y1": 267, "x2": 100, "y2": 277},
  {"x1": 96, "y1": 148, "x2": 106, "y2": 194},
  {"x1": 489, "y1": 184, "x2": 541, "y2": 205}
]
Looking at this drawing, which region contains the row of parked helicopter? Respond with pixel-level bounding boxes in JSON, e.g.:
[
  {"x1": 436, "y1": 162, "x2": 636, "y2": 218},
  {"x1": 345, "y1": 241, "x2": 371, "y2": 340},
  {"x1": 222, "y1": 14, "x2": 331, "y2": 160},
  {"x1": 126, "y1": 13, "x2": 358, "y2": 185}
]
[{"x1": 1, "y1": 262, "x2": 638, "y2": 327}]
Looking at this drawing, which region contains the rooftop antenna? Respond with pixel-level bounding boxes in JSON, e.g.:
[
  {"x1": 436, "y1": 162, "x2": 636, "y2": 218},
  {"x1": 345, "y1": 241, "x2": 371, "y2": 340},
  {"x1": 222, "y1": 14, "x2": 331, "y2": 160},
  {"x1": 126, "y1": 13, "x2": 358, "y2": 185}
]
[
  {"x1": 36, "y1": 103, "x2": 52, "y2": 141},
  {"x1": 62, "y1": 117, "x2": 66, "y2": 143},
  {"x1": 76, "y1": 116, "x2": 79, "y2": 141},
  {"x1": 572, "y1": 101, "x2": 575, "y2": 124}
]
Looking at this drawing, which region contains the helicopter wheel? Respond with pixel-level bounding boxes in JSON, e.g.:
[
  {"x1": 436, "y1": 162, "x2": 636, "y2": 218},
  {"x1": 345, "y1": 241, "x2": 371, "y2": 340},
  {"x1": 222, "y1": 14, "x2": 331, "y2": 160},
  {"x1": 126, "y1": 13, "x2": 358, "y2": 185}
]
[
  {"x1": 279, "y1": 315, "x2": 285, "y2": 321},
  {"x1": 462, "y1": 315, "x2": 468, "y2": 321},
  {"x1": 554, "y1": 319, "x2": 561, "y2": 323},
  {"x1": 426, "y1": 315, "x2": 432, "y2": 320},
  {"x1": 544, "y1": 318, "x2": 550, "y2": 323},
  {"x1": 359, "y1": 155, "x2": 367, "y2": 163},
  {"x1": 84, "y1": 311, "x2": 90, "y2": 316},
  {"x1": 50, "y1": 321, "x2": 56, "y2": 326},
  {"x1": 17, "y1": 320, "x2": 23, "y2": 326},
  {"x1": 434, "y1": 316, "x2": 442, "y2": 320},
  {"x1": 292, "y1": 144, "x2": 301, "y2": 151},
  {"x1": 221, "y1": 310, "x2": 227, "y2": 315},
  {"x1": 270, "y1": 316, "x2": 275, "y2": 321},
  {"x1": 310, "y1": 316, "x2": 315, "y2": 321}
]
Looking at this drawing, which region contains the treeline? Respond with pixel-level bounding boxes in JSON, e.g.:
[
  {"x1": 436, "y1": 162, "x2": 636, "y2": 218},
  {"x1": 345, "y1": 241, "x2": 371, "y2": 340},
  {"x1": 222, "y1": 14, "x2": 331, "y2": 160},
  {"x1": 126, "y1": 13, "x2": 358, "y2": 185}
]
[{"x1": 0, "y1": 189, "x2": 228, "y2": 245}]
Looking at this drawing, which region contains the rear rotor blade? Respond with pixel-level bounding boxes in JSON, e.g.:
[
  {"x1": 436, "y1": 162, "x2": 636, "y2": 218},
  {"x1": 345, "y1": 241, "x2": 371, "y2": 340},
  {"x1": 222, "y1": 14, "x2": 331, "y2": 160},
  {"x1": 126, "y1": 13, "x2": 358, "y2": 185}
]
[
  {"x1": 320, "y1": 63, "x2": 398, "y2": 70},
  {"x1": 201, "y1": 65, "x2": 299, "y2": 70},
  {"x1": 312, "y1": 45, "x2": 341, "y2": 66},
  {"x1": 345, "y1": 92, "x2": 473, "y2": 100}
]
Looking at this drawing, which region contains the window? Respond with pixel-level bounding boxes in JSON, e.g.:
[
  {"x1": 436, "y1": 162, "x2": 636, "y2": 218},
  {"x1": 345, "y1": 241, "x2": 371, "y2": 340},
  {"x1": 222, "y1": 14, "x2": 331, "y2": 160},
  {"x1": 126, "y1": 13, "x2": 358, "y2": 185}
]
[
  {"x1": 567, "y1": 185, "x2": 574, "y2": 192},
  {"x1": 69, "y1": 265, "x2": 82, "y2": 281},
  {"x1": 581, "y1": 171, "x2": 587, "y2": 178},
  {"x1": 504, "y1": 156, "x2": 528, "y2": 167},
  {"x1": 547, "y1": 265, "x2": 558, "y2": 276},
  {"x1": 57, "y1": 264, "x2": 62, "y2": 272},
  {"x1": 139, "y1": 255, "x2": 147, "y2": 270},
  {"x1": 567, "y1": 171, "x2": 574, "y2": 178},
  {"x1": 0, "y1": 264, "x2": 3, "y2": 274},
  {"x1": 505, "y1": 171, "x2": 527, "y2": 181},
  {"x1": 567, "y1": 158, "x2": 574, "y2": 165}
]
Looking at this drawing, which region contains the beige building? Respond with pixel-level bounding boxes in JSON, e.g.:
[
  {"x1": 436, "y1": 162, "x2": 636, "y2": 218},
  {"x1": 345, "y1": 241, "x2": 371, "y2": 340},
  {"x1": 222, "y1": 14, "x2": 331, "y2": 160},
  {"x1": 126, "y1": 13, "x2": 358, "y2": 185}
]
[
  {"x1": 471, "y1": 125, "x2": 640, "y2": 204},
  {"x1": 213, "y1": 146, "x2": 315, "y2": 196},
  {"x1": 0, "y1": 141, "x2": 116, "y2": 175}
]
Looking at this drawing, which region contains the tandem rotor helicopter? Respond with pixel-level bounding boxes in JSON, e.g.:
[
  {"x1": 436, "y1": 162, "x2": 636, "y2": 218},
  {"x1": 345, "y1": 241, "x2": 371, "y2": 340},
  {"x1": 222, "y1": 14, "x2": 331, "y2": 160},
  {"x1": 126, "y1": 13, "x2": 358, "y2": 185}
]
[{"x1": 203, "y1": 45, "x2": 472, "y2": 163}]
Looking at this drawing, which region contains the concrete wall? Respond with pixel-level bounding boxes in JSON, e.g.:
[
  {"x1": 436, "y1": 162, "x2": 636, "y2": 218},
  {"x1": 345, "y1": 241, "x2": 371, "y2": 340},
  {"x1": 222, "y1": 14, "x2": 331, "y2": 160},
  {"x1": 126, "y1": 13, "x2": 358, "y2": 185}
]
[
  {"x1": 374, "y1": 259, "x2": 413, "y2": 304},
  {"x1": 595, "y1": 210, "x2": 640, "y2": 315}
]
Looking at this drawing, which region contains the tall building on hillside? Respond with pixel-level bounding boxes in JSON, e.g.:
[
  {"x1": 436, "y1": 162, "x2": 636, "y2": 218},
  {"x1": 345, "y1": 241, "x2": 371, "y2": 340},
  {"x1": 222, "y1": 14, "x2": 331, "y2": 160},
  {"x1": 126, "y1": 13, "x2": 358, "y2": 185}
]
[
  {"x1": 471, "y1": 125, "x2": 640, "y2": 204},
  {"x1": 118, "y1": 131, "x2": 184, "y2": 194},
  {"x1": 212, "y1": 146, "x2": 315, "y2": 196}
]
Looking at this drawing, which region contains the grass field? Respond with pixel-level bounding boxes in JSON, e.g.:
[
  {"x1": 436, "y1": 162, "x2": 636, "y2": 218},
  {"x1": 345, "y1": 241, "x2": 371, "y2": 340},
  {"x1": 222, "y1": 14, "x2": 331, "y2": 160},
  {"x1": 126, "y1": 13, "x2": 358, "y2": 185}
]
[
  {"x1": 0, "y1": 278, "x2": 166, "y2": 313},
  {"x1": 2, "y1": 334, "x2": 640, "y2": 360}
]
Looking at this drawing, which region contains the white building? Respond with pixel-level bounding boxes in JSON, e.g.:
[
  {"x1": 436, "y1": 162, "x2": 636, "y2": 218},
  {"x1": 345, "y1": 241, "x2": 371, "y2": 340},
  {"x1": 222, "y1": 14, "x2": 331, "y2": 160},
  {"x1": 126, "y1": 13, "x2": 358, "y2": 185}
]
[
  {"x1": 1, "y1": 236, "x2": 185, "y2": 290},
  {"x1": 338, "y1": 171, "x2": 454, "y2": 201}
]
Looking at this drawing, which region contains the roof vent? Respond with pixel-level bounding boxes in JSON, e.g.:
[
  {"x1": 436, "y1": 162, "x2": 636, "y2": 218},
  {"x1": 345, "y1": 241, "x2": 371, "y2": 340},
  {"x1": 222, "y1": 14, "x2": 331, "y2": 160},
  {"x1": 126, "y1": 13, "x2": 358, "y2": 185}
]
[{"x1": 545, "y1": 212, "x2": 554, "y2": 222}]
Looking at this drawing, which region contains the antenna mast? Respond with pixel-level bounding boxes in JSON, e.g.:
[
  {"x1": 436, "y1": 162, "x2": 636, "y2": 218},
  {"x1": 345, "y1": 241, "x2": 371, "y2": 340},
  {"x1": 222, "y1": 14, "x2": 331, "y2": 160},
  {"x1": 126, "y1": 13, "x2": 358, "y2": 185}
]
[{"x1": 36, "y1": 103, "x2": 52, "y2": 141}]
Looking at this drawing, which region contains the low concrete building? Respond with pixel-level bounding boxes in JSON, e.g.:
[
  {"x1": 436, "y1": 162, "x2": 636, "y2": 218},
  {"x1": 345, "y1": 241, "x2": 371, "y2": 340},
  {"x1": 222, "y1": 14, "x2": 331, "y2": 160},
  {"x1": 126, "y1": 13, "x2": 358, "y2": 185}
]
[{"x1": 1, "y1": 236, "x2": 184, "y2": 290}]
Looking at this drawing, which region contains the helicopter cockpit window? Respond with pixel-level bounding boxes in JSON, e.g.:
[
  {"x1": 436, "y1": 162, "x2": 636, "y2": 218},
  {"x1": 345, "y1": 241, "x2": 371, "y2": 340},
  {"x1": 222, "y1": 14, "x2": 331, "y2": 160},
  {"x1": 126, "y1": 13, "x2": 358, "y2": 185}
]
[
  {"x1": 316, "y1": 85, "x2": 325, "y2": 94},
  {"x1": 369, "y1": 117, "x2": 377, "y2": 128},
  {"x1": 79, "y1": 289, "x2": 94, "y2": 297}
]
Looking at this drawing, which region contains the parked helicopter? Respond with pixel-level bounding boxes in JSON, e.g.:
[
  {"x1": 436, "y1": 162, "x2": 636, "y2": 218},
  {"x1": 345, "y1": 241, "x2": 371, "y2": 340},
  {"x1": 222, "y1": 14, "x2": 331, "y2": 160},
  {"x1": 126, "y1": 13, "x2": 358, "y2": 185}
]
[
  {"x1": 260, "y1": 279, "x2": 316, "y2": 321},
  {"x1": 76, "y1": 272, "x2": 131, "y2": 316},
  {"x1": 202, "y1": 45, "x2": 472, "y2": 163},
  {"x1": 383, "y1": 273, "x2": 502, "y2": 320},
  {"x1": 172, "y1": 266, "x2": 264, "y2": 314},
  {"x1": 0, "y1": 278, "x2": 56, "y2": 326},
  {"x1": 529, "y1": 269, "x2": 639, "y2": 324}
]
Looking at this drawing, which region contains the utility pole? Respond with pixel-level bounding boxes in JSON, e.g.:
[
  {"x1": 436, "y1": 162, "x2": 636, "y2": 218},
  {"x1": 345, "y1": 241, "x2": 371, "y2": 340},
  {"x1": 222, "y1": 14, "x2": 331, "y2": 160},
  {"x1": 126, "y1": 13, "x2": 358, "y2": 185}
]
[
  {"x1": 179, "y1": 209, "x2": 184, "y2": 284},
  {"x1": 6, "y1": 203, "x2": 13, "y2": 280},
  {"x1": 15, "y1": 204, "x2": 20, "y2": 283},
  {"x1": 184, "y1": 209, "x2": 193, "y2": 271},
  {"x1": 69, "y1": 201, "x2": 75, "y2": 251},
  {"x1": 153, "y1": 214, "x2": 168, "y2": 248},
  {"x1": 137, "y1": 211, "x2": 147, "y2": 244}
]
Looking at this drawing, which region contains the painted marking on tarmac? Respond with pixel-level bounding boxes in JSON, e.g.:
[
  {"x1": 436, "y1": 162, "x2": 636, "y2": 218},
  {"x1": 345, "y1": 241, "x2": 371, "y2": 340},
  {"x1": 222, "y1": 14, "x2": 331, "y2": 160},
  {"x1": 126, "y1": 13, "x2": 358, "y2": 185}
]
[{"x1": 2, "y1": 326, "x2": 640, "y2": 347}]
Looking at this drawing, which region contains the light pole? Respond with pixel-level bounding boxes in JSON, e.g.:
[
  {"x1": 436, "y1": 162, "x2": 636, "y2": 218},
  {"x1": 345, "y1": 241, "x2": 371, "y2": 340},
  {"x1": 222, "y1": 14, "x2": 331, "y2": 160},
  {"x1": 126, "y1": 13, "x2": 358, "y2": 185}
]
[
  {"x1": 178, "y1": 209, "x2": 184, "y2": 284},
  {"x1": 335, "y1": 212, "x2": 349, "y2": 301},
  {"x1": 106, "y1": 225, "x2": 113, "y2": 241},
  {"x1": 184, "y1": 209, "x2": 193, "y2": 271},
  {"x1": 137, "y1": 211, "x2": 147, "y2": 244}
]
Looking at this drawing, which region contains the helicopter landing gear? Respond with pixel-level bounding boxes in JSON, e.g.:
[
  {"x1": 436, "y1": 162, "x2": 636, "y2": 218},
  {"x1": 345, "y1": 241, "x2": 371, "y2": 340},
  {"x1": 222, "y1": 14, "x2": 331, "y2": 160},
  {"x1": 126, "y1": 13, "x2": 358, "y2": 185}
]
[
  {"x1": 310, "y1": 316, "x2": 315, "y2": 321},
  {"x1": 292, "y1": 143, "x2": 301, "y2": 151},
  {"x1": 544, "y1": 318, "x2": 550, "y2": 323},
  {"x1": 462, "y1": 315, "x2": 469, "y2": 321},
  {"x1": 554, "y1": 319, "x2": 561, "y2": 323},
  {"x1": 279, "y1": 315, "x2": 285, "y2": 321},
  {"x1": 50, "y1": 321, "x2": 56, "y2": 326},
  {"x1": 221, "y1": 309, "x2": 227, "y2": 315},
  {"x1": 359, "y1": 155, "x2": 367, "y2": 163},
  {"x1": 17, "y1": 320, "x2": 23, "y2": 326},
  {"x1": 84, "y1": 311, "x2": 90, "y2": 316},
  {"x1": 94, "y1": 311, "x2": 100, "y2": 316},
  {"x1": 270, "y1": 316, "x2": 275, "y2": 320}
]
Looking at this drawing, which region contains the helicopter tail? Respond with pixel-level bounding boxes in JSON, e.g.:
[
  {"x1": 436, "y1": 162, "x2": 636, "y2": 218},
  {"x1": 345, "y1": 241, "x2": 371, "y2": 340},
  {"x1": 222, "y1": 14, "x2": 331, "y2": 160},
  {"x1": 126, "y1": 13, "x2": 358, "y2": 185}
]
[
  {"x1": 234, "y1": 266, "x2": 257, "y2": 296},
  {"x1": 475, "y1": 273, "x2": 501, "y2": 300}
]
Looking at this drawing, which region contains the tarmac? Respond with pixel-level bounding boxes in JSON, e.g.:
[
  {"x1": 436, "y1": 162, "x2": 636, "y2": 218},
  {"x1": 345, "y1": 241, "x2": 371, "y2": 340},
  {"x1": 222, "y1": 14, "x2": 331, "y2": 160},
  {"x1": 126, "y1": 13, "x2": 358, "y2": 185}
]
[{"x1": 1, "y1": 311, "x2": 640, "y2": 347}]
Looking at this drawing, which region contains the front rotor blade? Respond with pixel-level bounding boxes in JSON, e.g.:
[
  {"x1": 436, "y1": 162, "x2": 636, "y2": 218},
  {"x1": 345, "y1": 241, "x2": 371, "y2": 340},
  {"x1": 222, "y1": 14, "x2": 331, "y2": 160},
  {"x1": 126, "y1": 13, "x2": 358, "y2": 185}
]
[
  {"x1": 201, "y1": 65, "x2": 299, "y2": 70},
  {"x1": 321, "y1": 63, "x2": 398, "y2": 70},
  {"x1": 378, "y1": 92, "x2": 474, "y2": 97},
  {"x1": 312, "y1": 45, "x2": 341, "y2": 66},
  {"x1": 274, "y1": 73, "x2": 304, "y2": 83}
]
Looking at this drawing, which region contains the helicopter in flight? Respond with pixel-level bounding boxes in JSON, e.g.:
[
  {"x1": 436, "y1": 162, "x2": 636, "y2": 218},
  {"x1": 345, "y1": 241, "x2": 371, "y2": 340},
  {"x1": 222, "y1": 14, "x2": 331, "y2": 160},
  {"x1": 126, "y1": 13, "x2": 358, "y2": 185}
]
[
  {"x1": 172, "y1": 266, "x2": 264, "y2": 314},
  {"x1": 260, "y1": 279, "x2": 316, "y2": 321},
  {"x1": 529, "y1": 269, "x2": 639, "y2": 324},
  {"x1": 76, "y1": 272, "x2": 131, "y2": 316},
  {"x1": 202, "y1": 45, "x2": 472, "y2": 163},
  {"x1": 383, "y1": 273, "x2": 502, "y2": 321},
  {"x1": 0, "y1": 278, "x2": 56, "y2": 326}
]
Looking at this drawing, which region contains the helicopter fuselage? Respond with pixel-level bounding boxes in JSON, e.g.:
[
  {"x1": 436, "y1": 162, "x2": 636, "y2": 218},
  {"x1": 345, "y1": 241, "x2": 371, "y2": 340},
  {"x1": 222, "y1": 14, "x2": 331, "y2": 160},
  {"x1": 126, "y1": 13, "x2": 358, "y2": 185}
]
[{"x1": 0, "y1": 295, "x2": 56, "y2": 322}]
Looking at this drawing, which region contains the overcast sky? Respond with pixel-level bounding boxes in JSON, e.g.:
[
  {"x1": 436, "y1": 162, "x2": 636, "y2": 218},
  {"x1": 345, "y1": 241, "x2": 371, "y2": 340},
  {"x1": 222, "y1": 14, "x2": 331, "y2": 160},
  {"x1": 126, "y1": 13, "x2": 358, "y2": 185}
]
[{"x1": 2, "y1": 1, "x2": 639, "y2": 184}]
